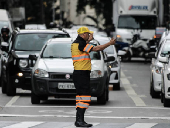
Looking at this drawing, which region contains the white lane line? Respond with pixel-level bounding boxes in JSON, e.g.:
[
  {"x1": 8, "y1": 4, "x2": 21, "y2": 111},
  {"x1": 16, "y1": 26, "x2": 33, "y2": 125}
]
[
  {"x1": 0, "y1": 114, "x2": 170, "y2": 120},
  {"x1": 4, "y1": 105, "x2": 170, "y2": 109},
  {"x1": 126, "y1": 123, "x2": 157, "y2": 128},
  {"x1": 3, "y1": 122, "x2": 43, "y2": 128},
  {"x1": 5, "y1": 90, "x2": 26, "y2": 107},
  {"x1": 121, "y1": 71, "x2": 146, "y2": 106}
]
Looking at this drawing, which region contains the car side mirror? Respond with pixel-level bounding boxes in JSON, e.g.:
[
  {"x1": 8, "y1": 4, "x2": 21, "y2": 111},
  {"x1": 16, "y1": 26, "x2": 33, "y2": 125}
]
[
  {"x1": 1, "y1": 42, "x2": 9, "y2": 52},
  {"x1": 29, "y1": 54, "x2": 37, "y2": 67},
  {"x1": 29, "y1": 54, "x2": 37, "y2": 60},
  {"x1": 105, "y1": 56, "x2": 115, "y2": 62},
  {"x1": 158, "y1": 57, "x2": 168, "y2": 63}
]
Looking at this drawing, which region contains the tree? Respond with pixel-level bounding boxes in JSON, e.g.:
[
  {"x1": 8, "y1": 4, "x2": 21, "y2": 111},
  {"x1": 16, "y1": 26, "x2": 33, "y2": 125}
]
[
  {"x1": 25, "y1": 0, "x2": 59, "y2": 27},
  {"x1": 76, "y1": 0, "x2": 112, "y2": 29}
]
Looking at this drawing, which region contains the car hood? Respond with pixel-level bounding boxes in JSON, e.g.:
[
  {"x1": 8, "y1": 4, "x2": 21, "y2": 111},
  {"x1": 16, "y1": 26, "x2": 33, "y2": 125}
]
[
  {"x1": 36, "y1": 58, "x2": 103, "y2": 73},
  {"x1": 13, "y1": 51, "x2": 40, "y2": 58}
]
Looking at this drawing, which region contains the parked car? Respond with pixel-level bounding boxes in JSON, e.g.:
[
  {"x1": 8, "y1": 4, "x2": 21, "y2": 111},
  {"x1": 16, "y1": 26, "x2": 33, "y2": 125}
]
[
  {"x1": 158, "y1": 40, "x2": 170, "y2": 107},
  {"x1": 1, "y1": 28, "x2": 70, "y2": 96},
  {"x1": 150, "y1": 32, "x2": 170, "y2": 98},
  {"x1": 30, "y1": 38, "x2": 114, "y2": 105},
  {"x1": 98, "y1": 37, "x2": 121, "y2": 90}
]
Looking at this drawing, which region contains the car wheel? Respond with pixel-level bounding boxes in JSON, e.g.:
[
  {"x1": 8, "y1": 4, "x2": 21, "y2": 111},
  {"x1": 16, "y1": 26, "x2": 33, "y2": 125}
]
[
  {"x1": 121, "y1": 51, "x2": 131, "y2": 62},
  {"x1": 97, "y1": 87, "x2": 106, "y2": 105},
  {"x1": 163, "y1": 93, "x2": 170, "y2": 107},
  {"x1": 150, "y1": 78, "x2": 159, "y2": 98},
  {"x1": 6, "y1": 73, "x2": 16, "y2": 96},
  {"x1": 113, "y1": 82, "x2": 120, "y2": 90},
  {"x1": 161, "y1": 91, "x2": 164, "y2": 103},
  {"x1": 1, "y1": 72, "x2": 6, "y2": 94},
  {"x1": 106, "y1": 82, "x2": 109, "y2": 101},
  {"x1": 41, "y1": 96, "x2": 48, "y2": 101},
  {"x1": 31, "y1": 91, "x2": 40, "y2": 104}
]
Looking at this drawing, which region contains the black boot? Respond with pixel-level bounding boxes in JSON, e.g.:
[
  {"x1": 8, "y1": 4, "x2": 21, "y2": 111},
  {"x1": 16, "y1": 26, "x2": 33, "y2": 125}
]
[{"x1": 75, "y1": 108, "x2": 93, "y2": 127}]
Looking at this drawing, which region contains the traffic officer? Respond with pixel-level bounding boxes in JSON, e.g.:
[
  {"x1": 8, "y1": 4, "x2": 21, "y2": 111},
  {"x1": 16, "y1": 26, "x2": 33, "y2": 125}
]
[{"x1": 71, "y1": 26, "x2": 116, "y2": 127}]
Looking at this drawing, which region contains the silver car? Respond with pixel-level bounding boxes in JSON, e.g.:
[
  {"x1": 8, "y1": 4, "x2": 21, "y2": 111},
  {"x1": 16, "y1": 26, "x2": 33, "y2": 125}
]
[
  {"x1": 150, "y1": 32, "x2": 170, "y2": 98},
  {"x1": 99, "y1": 37, "x2": 121, "y2": 90},
  {"x1": 30, "y1": 38, "x2": 114, "y2": 104}
]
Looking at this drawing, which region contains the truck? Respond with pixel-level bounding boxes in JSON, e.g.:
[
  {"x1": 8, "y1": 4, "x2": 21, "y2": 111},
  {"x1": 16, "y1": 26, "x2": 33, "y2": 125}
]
[{"x1": 112, "y1": 0, "x2": 164, "y2": 44}]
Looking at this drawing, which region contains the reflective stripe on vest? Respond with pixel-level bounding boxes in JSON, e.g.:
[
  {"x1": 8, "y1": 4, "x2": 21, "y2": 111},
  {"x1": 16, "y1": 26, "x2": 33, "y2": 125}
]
[
  {"x1": 72, "y1": 54, "x2": 90, "y2": 62},
  {"x1": 83, "y1": 44, "x2": 93, "y2": 52},
  {"x1": 76, "y1": 95, "x2": 91, "y2": 102},
  {"x1": 76, "y1": 102, "x2": 89, "y2": 109}
]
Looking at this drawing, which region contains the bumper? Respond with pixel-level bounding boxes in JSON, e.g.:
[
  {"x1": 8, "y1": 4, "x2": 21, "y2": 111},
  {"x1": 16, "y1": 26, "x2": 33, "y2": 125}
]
[
  {"x1": 32, "y1": 76, "x2": 105, "y2": 97},
  {"x1": 109, "y1": 66, "x2": 120, "y2": 84},
  {"x1": 11, "y1": 72, "x2": 32, "y2": 90},
  {"x1": 153, "y1": 71, "x2": 161, "y2": 92}
]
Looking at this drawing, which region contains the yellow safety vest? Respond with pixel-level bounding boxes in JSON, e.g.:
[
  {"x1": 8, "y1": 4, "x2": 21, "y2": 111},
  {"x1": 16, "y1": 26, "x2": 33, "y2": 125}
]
[{"x1": 71, "y1": 43, "x2": 93, "y2": 70}]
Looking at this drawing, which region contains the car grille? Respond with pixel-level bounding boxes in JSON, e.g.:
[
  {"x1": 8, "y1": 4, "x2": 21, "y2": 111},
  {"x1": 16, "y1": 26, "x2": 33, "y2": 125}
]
[{"x1": 50, "y1": 73, "x2": 73, "y2": 79}]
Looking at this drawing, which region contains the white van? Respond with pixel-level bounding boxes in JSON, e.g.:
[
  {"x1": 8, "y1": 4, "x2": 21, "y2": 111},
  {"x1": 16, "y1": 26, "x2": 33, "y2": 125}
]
[{"x1": 0, "y1": 9, "x2": 14, "y2": 33}]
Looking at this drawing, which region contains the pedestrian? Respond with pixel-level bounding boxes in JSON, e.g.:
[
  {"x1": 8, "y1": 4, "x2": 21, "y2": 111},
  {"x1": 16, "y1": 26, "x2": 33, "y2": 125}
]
[{"x1": 71, "y1": 26, "x2": 116, "y2": 127}]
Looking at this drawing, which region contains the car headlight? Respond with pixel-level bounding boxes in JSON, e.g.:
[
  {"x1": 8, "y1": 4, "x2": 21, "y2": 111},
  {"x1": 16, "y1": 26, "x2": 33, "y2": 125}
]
[
  {"x1": 19, "y1": 59, "x2": 28, "y2": 68},
  {"x1": 155, "y1": 66, "x2": 162, "y2": 74},
  {"x1": 90, "y1": 70, "x2": 102, "y2": 78},
  {"x1": 34, "y1": 69, "x2": 49, "y2": 77},
  {"x1": 109, "y1": 61, "x2": 118, "y2": 68}
]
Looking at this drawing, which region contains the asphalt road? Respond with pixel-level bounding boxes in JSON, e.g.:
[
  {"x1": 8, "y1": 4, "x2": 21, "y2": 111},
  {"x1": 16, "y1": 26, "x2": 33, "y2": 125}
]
[{"x1": 0, "y1": 58, "x2": 170, "y2": 128}]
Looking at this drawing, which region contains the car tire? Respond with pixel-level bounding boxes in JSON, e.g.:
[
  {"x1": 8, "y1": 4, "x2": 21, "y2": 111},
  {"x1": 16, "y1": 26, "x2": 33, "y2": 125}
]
[
  {"x1": 121, "y1": 51, "x2": 131, "y2": 62},
  {"x1": 106, "y1": 82, "x2": 109, "y2": 101},
  {"x1": 41, "y1": 96, "x2": 48, "y2": 101},
  {"x1": 163, "y1": 93, "x2": 170, "y2": 107},
  {"x1": 1, "y1": 72, "x2": 6, "y2": 94},
  {"x1": 161, "y1": 91, "x2": 164, "y2": 103},
  {"x1": 113, "y1": 82, "x2": 120, "y2": 90},
  {"x1": 31, "y1": 91, "x2": 40, "y2": 104},
  {"x1": 97, "y1": 87, "x2": 106, "y2": 105},
  {"x1": 150, "y1": 78, "x2": 159, "y2": 98},
  {"x1": 6, "y1": 73, "x2": 16, "y2": 96}
]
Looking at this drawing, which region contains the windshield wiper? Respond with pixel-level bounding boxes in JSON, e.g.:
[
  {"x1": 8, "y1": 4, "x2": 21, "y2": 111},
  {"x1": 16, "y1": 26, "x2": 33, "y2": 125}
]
[{"x1": 61, "y1": 57, "x2": 72, "y2": 59}]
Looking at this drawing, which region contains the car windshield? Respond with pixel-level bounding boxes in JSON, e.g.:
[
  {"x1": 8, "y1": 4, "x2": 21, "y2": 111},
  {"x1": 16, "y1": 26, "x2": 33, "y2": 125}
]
[
  {"x1": 104, "y1": 46, "x2": 114, "y2": 54},
  {"x1": 0, "y1": 21, "x2": 9, "y2": 30},
  {"x1": 118, "y1": 15, "x2": 157, "y2": 29},
  {"x1": 160, "y1": 40, "x2": 170, "y2": 56},
  {"x1": 14, "y1": 33, "x2": 69, "y2": 51},
  {"x1": 42, "y1": 42, "x2": 101, "y2": 60}
]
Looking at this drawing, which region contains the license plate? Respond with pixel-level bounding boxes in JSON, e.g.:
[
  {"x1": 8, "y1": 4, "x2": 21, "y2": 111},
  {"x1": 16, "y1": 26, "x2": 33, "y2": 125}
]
[{"x1": 58, "y1": 83, "x2": 75, "y2": 89}]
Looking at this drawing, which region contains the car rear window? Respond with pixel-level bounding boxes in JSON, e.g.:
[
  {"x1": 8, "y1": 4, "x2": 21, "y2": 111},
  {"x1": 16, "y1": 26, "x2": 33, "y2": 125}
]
[{"x1": 14, "y1": 33, "x2": 70, "y2": 51}]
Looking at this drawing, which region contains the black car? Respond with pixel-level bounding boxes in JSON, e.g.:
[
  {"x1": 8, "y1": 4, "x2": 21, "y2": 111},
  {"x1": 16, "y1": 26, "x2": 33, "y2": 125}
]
[{"x1": 1, "y1": 28, "x2": 70, "y2": 96}]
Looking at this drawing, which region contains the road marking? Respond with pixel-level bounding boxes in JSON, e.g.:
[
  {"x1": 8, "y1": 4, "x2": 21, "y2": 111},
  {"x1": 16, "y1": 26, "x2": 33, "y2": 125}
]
[
  {"x1": 126, "y1": 123, "x2": 157, "y2": 128},
  {"x1": 3, "y1": 121, "x2": 44, "y2": 128},
  {"x1": 0, "y1": 114, "x2": 170, "y2": 120},
  {"x1": 5, "y1": 90, "x2": 26, "y2": 107},
  {"x1": 4, "y1": 105, "x2": 170, "y2": 109},
  {"x1": 121, "y1": 71, "x2": 146, "y2": 106}
]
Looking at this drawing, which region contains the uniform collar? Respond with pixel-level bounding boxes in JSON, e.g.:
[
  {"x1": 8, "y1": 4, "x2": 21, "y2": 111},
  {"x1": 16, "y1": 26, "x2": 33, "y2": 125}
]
[{"x1": 75, "y1": 35, "x2": 86, "y2": 43}]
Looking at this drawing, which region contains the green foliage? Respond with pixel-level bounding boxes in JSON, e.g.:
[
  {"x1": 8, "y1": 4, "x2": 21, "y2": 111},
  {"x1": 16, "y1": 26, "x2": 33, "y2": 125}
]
[
  {"x1": 25, "y1": 0, "x2": 59, "y2": 26},
  {"x1": 77, "y1": 0, "x2": 112, "y2": 27}
]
